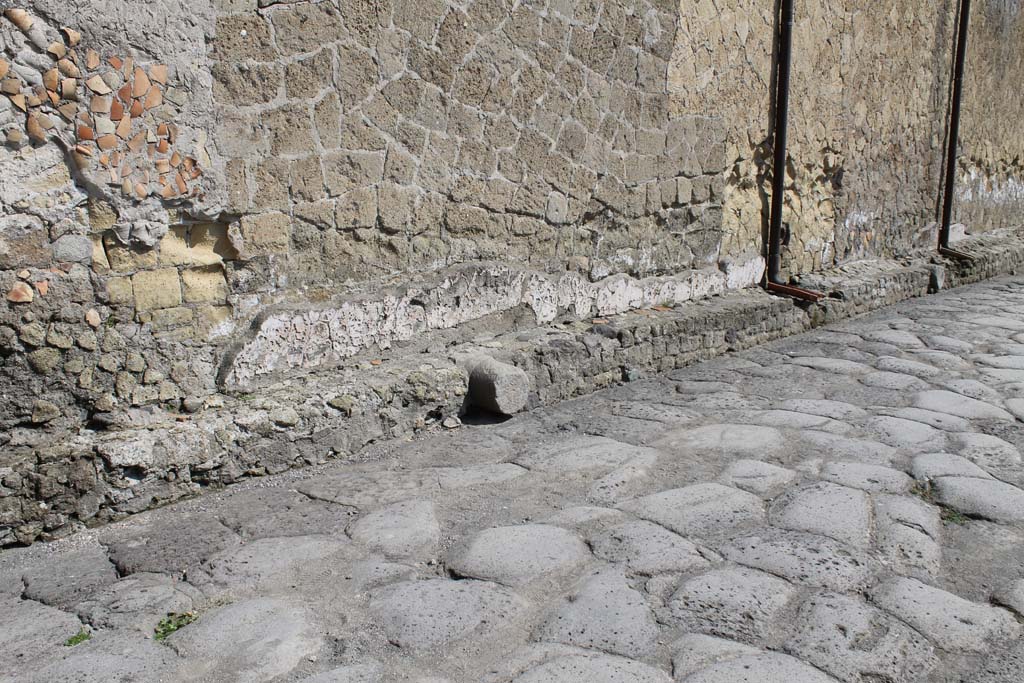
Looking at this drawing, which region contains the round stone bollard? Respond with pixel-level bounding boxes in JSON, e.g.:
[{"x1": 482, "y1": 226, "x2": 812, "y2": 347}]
[{"x1": 466, "y1": 357, "x2": 530, "y2": 416}]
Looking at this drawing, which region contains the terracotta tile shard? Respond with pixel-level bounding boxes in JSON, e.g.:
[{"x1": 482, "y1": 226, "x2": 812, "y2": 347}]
[
  {"x1": 134, "y1": 182, "x2": 148, "y2": 198},
  {"x1": 48, "y1": 42, "x2": 68, "y2": 59},
  {"x1": 157, "y1": 138, "x2": 169, "y2": 154},
  {"x1": 0, "y1": 60, "x2": 9, "y2": 80},
  {"x1": 132, "y1": 68, "x2": 150, "y2": 98},
  {"x1": 7, "y1": 282, "x2": 33, "y2": 303},
  {"x1": 144, "y1": 85, "x2": 162, "y2": 110},
  {"x1": 61, "y1": 27, "x2": 82, "y2": 47},
  {"x1": 121, "y1": 179, "x2": 131, "y2": 195},
  {"x1": 170, "y1": 150, "x2": 181, "y2": 166},
  {"x1": 25, "y1": 114, "x2": 46, "y2": 142},
  {"x1": 90, "y1": 96, "x2": 111, "y2": 114},
  {"x1": 35, "y1": 280, "x2": 49, "y2": 296},
  {"x1": 4, "y1": 9, "x2": 34, "y2": 31},
  {"x1": 57, "y1": 58, "x2": 81, "y2": 78},
  {"x1": 159, "y1": 183, "x2": 177, "y2": 199},
  {"x1": 155, "y1": 158, "x2": 170, "y2": 173},
  {"x1": 1, "y1": 78, "x2": 20, "y2": 95},
  {"x1": 128, "y1": 131, "x2": 146, "y2": 152},
  {"x1": 190, "y1": 167, "x2": 202, "y2": 180},
  {"x1": 150, "y1": 64, "x2": 168, "y2": 85},
  {"x1": 37, "y1": 114, "x2": 54, "y2": 130},
  {"x1": 26, "y1": 90, "x2": 43, "y2": 107},
  {"x1": 175, "y1": 172, "x2": 187, "y2": 194},
  {"x1": 46, "y1": 90, "x2": 60, "y2": 105},
  {"x1": 98, "y1": 153, "x2": 109, "y2": 166},
  {"x1": 107, "y1": 166, "x2": 119, "y2": 183},
  {"x1": 110, "y1": 151, "x2": 121, "y2": 167},
  {"x1": 109, "y1": 56, "x2": 123, "y2": 70},
  {"x1": 61, "y1": 78, "x2": 78, "y2": 99},
  {"x1": 86, "y1": 49, "x2": 100, "y2": 70},
  {"x1": 10, "y1": 94, "x2": 26, "y2": 111},
  {"x1": 96, "y1": 134, "x2": 117, "y2": 150},
  {"x1": 110, "y1": 99, "x2": 124, "y2": 121},
  {"x1": 157, "y1": 123, "x2": 169, "y2": 137},
  {"x1": 122, "y1": 57, "x2": 134, "y2": 77},
  {"x1": 115, "y1": 115, "x2": 131, "y2": 139},
  {"x1": 86, "y1": 75, "x2": 111, "y2": 95},
  {"x1": 58, "y1": 102, "x2": 77, "y2": 119},
  {"x1": 182, "y1": 157, "x2": 194, "y2": 172},
  {"x1": 117, "y1": 83, "x2": 131, "y2": 102},
  {"x1": 129, "y1": 99, "x2": 144, "y2": 117}
]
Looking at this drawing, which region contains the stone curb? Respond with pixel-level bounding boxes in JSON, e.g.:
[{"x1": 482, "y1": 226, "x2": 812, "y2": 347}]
[{"x1": 3, "y1": 228, "x2": 1023, "y2": 546}]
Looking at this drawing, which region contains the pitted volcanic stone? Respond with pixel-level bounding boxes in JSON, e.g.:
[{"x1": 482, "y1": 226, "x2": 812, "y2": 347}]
[
  {"x1": 874, "y1": 493, "x2": 942, "y2": 580},
  {"x1": 888, "y1": 407, "x2": 972, "y2": 432},
  {"x1": 914, "y1": 390, "x2": 1014, "y2": 421},
  {"x1": 512, "y1": 653, "x2": 671, "y2": 683},
  {"x1": 587, "y1": 451, "x2": 660, "y2": 505},
  {"x1": 533, "y1": 569, "x2": 659, "y2": 657},
  {"x1": 619, "y1": 483, "x2": 765, "y2": 539},
  {"x1": 740, "y1": 409, "x2": 840, "y2": 430},
  {"x1": 933, "y1": 477, "x2": 1024, "y2": 523},
  {"x1": 434, "y1": 463, "x2": 528, "y2": 489},
  {"x1": 875, "y1": 356, "x2": 944, "y2": 378},
  {"x1": 820, "y1": 462, "x2": 912, "y2": 493},
  {"x1": 216, "y1": 487, "x2": 354, "y2": 539},
  {"x1": 719, "y1": 459, "x2": 797, "y2": 496},
  {"x1": 467, "y1": 357, "x2": 531, "y2": 416},
  {"x1": 348, "y1": 499, "x2": 441, "y2": 559},
  {"x1": 772, "y1": 482, "x2": 872, "y2": 549},
  {"x1": 952, "y1": 432, "x2": 1022, "y2": 471},
  {"x1": 0, "y1": 595, "x2": 84, "y2": 673},
  {"x1": 721, "y1": 530, "x2": 877, "y2": 590},
  {"x1": 24, "y1": 631, "x2": 185, "y2": 683},
  {"x1": 20, "y1": 546, "x2": 118, "y2": 610},
  {"x1": 370, "y1": 579, "x2": 528, "y2": 650},
  {"x1": 870, "y1": 577, "x2": 1021, "y2": 652},
  {"x1": 786, "y1": 592, "x2": 938, "y2": 681},
  {"x1": 653, "y1": 424, "x2": 784, "y2": 456},
  {"x1": 195, "y1": 535, "x2": 351, "y2": 593},
  {"x1": 302, "y1": 662, "x2": 384, "y2": 682},
  {"x1": 669, "y1": 634, "x2": 761, "y2": 679},
  {"x1": 297, "y1": 470, "x2": 431, "y2": 508},
  {"x1": 101, "y1": 512, "x2": 242, "y2": 576},
  {"x1": 590, "y1": 520, "x2": 710, "y2": 575},
  {"x1": 75, "y1": 572, "x2": 200, "y2": 632},
  {"x1": 682, "y1": 651, "x2": 837, "y2": 682},
  {"x1": 912, "y1": 452, "x2": 994, "y2": 480},
  {"x1": 779, "y1": 398, "x2": 868, "y2": 420},
  {"x1": 789, "y1": 357, "x2": 873, "y2": 374},
  {"x1": 798, "y1": 431, "x2": 898, "y2": 465},
  {"x1": 664, "y1": 567, "x2": 796, "y2": 641},
  {"x1": 447, "y1": 524, "x2": 590, "y2": 586},
  {"x1": 170, "y1": 598, "x2": 321, "y2": 681},
  {"x1": 515, "y1": 435, "x2": 658, "y2": 473},
  {"x1": 994, "y1": 579, "x2": 1024, "y2": 616},
  {"x1": 866, "y1": 416, "x2": 947, "y2": 449},
  {"x1": 861, "y1": 371, "x2": 932, "y2": 391}
]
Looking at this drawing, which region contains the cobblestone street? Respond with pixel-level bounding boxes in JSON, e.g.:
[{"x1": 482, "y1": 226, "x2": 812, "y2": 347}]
[{"x1": 5, "y1": 276, "x2": 1024, "y2": 682}]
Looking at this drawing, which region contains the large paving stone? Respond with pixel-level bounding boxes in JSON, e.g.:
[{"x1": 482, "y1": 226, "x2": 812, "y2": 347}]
[
  {"x1": 101, "y1": 512, "x2": 242, "y2": 577},
  {"x1": 302, "y1": 662, "x2": 384, "y2": 682},
  {"x1": 874, "y1": 494, "x2": 942, "y2": 581},
  {"x1": 719, "y1": 459, "x2": 797, "y2": 496},
  {"x1": 952, "y1": 432, "x2": 1022, "y2": 471},
  {"x1": 619, "y1": 483, "x2": 764, "y2": 540},
  {"x1": 75, "y1": 572, "x2": 201, "y2": 633},
  {"x1": 24, "y1": 631, "x2": 184, "y2": 683},
  {"x1": 862, "y1": 329, "x2": 925, "y2": 348},
  {"x1": 515, "y1": 435, "x2": 658, "y2": 472},
  {"x1": 912, "y1": 453, "x2": 993, "y2": 480},
  {"x1": 870, "y1": 577, "x2": 1020, "y2": 652},
  {"x1": 653, "y1": 424, "x2": 785, "y2": 456},
  {"x1": 297, "y1": 470, "x2": 431, "y2": 508},
  {"x1": 447, "y1": 524, "x2": 590, "y2": 586},
  {"x1": 0, "y1": 595, "x2": 85, "y2": 673},
  {"x1": 875, "y1": 356, "x2": 944, "y2": 378},
  {"x1": 779, "y1": 398, "x2": 868, "y2": 420},
  {"x1": 590, "y1": 520, "x2": 710, "y2": 575},
  {"x1": 790, "y1": 357, "x2": 873, "y2": 374},
  {"x1": 512, "y1": 653, "x2": 671, "y2": 683},
  {"x1": 348, "y1": 499, "x2": 441, "y2": 559},
  {"x1": 740, "y1": 409, "x2": 846, "y2": 431},
  {"x1": 866, "y1": 416, "x2": 947, "y2": 450},
  {"x1": 20, "y1": 546, "x2": 119, "y2": 611},
  {"x1": 786, "y1": 593, "x2": 937, "y2": 682},
  {"x1": 193, "y1": 535, "x2": 351, "y2": 594},
  {"x1": 170, "y1": 597, "x2": 321, "y2": 681},
  {"x1": 933, "y1": 477, "x2": 1024, "y2": 523},
  {"x1": 533, "y1": 569, "x2": 659, "y2": 657},
  {"x1": 664, "y1": 567, "x2": 796, "y2": 641},
  {"x1": 370, "y1": 579, "x2": 528, "y2": 651},
  {"x1": 820, "y1": 462, "x2": 912, "y2": 493},
  {"x1": 798, "y1": 431, "x2": 898, "y2": 465},
  {"x1": 434, "y1": 463, "x2": 528, "y2": 489},
  {"x1": 681, "y1": 652, "x2": 838, "y2": 682},
  {"x1": 914, "y1": 390, "x2": 1014, "y2": 421},
  {"x1": 587, "y1": 450, "x2": 660, "y2": 505},
  {"x1": 994, "y1": 579, "x2": 1024, "y2": 617},
  {"x1": 887, "y1": 407, "x2": 972, "y2": 432},
  {"x1": 861, "y1": 371, "x2": 931, "y2": 391},
  {"x1": 216, "y1": 487, "x2": 354, "y2": 539},
  {"x1": 772, "y1": 482, "x2": 871, "y2": 549},
  {"x1": 721, "y1": 530, "x2": 877, "y2": 590},
  {"x1": 669, "y1": 634, "x2": 761, "y2": 679}
]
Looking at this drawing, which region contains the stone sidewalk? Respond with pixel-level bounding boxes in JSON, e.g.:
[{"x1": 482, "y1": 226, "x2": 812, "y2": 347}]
[{"x1": 5, "y1": 276, "x2": 1024, "y2": 682}]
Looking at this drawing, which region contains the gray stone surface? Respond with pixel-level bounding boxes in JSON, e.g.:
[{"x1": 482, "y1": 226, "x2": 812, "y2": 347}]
[
  {"x1": 370, "y1": 579, "x2": 529, "y2": 651},
  {"x1": 653, "y1": 424, "x2": 785, "y2": 456},
  {"x1": 302, "y1": 662, "x2": 384, "y2": 683},
  {"x1": 620, "y1": 483, "x2": 765, "y2": 539},
  {"x1": 721, "y1": 530, "x2": 877, "y2": 590},
  {"x1": 101, "y1": 512, "x2": 242, "y2": 576},
  {"x1": 873, "y1": 493, "x2": 942, "y2": 581},
  {"x1": 75, "y1": 572, "x2": 199, "y2": 632},
  {"x1": 819, "y1": 462, "x2": 912, "y2": 493},
  {"x1": 468, "y1": 357, "x2": 531, "y2": 416},
  {"x1": 680, "y1": 652, "x2": 838, "y2": 682},
  {"x1": 512, "y1": 653, "x2": 672, "y2": 683},
  {"x1": 772, "y1": 482, "x2": 872, "y2": 549},
  {"x1": 20, "y1": 546, "x2": 118, "y2": 610},
  {"x1": 933, "y1": 477, "x2": 1024, "y2": 523},
  {"x1": 590, "y1": 520, "x2": 710, "y2": 575},
  {"x1": 719, "y1": 459, "x2": 797, "y2": 496},
  {"x1": 914, "y1": 390, "x2": 1015, "y2": 421},
  {"x1": 447, "y1": 524, "x2": 590, "y2": 587},
  {"x1": 348, "y1": 500, "x2": 441, "y2": 559},
  {"x1": 669, "y1": 634, "x2": 762, "y2": 679},
  {"x1": 0, "y1": 594, "x2": 85, "y2": 673},
  {"x1": 912, "y1": 452, "x2": 994, "y2": 480}
]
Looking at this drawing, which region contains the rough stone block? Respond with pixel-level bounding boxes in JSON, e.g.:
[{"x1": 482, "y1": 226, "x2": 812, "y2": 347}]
[
  {"x1": 131, "y1": 269, "x2": 181, "y2": 311},
  {"x1": 467, "y1": 357, "x2": 530, "y2": 415},
  {"x1": 240, "y1": 212, "x2": 291, "y2": 257},
  {"x1": 182, "y1": 266, "x2": 229, "y2": 304}
]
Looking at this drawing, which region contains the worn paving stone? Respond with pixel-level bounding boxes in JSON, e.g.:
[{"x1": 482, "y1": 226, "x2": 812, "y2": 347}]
[
  {"x1": 447, "y1": 524, "x2": 590, "y2": 586},
  {"x1": 515, "y1": 435, "x2": 657, "y2": 472},
  {"x1": 721, "y1": 530, "x2": 877, "y2": 590},
  {"x1": 216, "y1": 487, "x2": 354, "y2": 539},
  {"x1": 301, "y1": 662, "x2": 384, "y2": 682},
  {"x1": 772, "y1": 482, "x2": 872, "y2": 549},
  {"x1": 866, "y1": 416, "x2": 947, "y2": 450},
  {"x1": 193, "y1": 535, "x2": 351, "y2": 594},
  {"x1": 589, "y1": 519, "x2": 710, "y2": 575},
  {"x1": 653, "y1": 424, "x2": 785, "y2": 456},
  {"x1": 348, "y1": 499, "x2": 441, "y2": 559},
  {"x1": 0, "y1": 594, "x2": 85, "y2": 673},
  {"x1": 75, "y1": 572, "x2": 201, "y2": 632},
  {"x1": 874, "y1": 493, "x2": 942, "y2": 581},
  {"x1": 933, "y1": 477, "x2": 1024, "y2": 523},
  {"x1": 779, "y1": 398, "x2": 868, "y2": 420},
  {"x1": 620, "y1": 483, "x2": 765, "y2": 540},
  {"x1": 790, "y1": 357, "x2": 873, "y2": 375},
  {"x1": 669, "y1": 634, "x2": 761, "y2": 679},
  {"x1": 20, "y1": 546, "x2": 119, "y2": 611},
  {"x1": 297, "y1": 470, "x2": 431, "y2": 508},
  {"x1": 820, "y1": 461, "x2": 912, "y2": 493},
  {"x1": 719, "y1": 459, "x2": 797, "y2": 496},
  {"x1": 102, "y1": 512, "x2": 242, "y2": 577},
  {"x1": 663, "y1": 566, "x2": 796, "y2": 642},
  {"x1": 952, "y1": 432, "x2": 1022, "y2": 471},
  {"x1": 912, "y1": 452, "x2": 994, "y2": 480},
  {"x1": 434, "y1": 463, "x2": 528, "y2": 489},
  {"x1": 785, "y1": 593, "x2": 938, "y2": 682},
  {"x1": 680, "y1": 651, "x2": 838, "y2": 682},
  {"x1": 994, "y1": 579, "x2": 1024, "y2": 616},
  {"x1": 587, "y1": 451, "x2": 660, "y2": 505},
  {"x1": 886, "y1": 407, "x2": 973, "y2": 432},
  {"x1": 861, "y1": 370, "x2": 932, "y2": 391},
  {"x1": 915, "y1": 390, "x2": 1015, "y2": 421},
  {"x1": 875, "y1": 356, "x2": 945, "y2": 378},
  {"x1": 170, "y1": 597, "x2": 321, "y2": 681},
  {"x1": 870, "y1": 577, "x2": 1021, "y2": 652},
  {"x1": 24, "y1": 631, "x2": 185, "y2": 683},
  {"x1": 370, "y1": 579, "x2": 528, "y2": 651},
  {"x1": 533, "y1": 569, "x2": 659, "y2": 657},
  {"x1": 798, "y1": 431, "x2": 898, "y2": 465},
  {"x1": 512, "y1": 652, "x2": 671, "y2": 683}
]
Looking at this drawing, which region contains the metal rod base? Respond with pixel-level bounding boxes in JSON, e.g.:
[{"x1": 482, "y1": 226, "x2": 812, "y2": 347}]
[
  {"x1": 765, "y1": 281, "x2": 826, "y2": 303},
  {"x1": 939, "y1": 246, "x2": 976, "y2": 262}
]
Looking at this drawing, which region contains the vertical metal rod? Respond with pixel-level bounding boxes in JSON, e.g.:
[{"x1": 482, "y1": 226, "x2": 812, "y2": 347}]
[
  {"x1": 767, "y1": 0, "x2": 794, "y2": 285},
  {"x1": 940, "y1": 0, "x2": 972, "y2": 250}
]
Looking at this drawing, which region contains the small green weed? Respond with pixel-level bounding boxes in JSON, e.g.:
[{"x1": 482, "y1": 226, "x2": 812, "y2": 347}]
[
  {"x1": 910, "y1": 481, "x2": 935, "y2": 502},
  {"x1": 941, "y1": 507, "x2": 969, "y2": 525},
  {"x1": 154, "y1": 612, "x2": 196, "y2": 641},
  {"x1": 64, "y1": 628, "x2": 91, "y2": 647}
]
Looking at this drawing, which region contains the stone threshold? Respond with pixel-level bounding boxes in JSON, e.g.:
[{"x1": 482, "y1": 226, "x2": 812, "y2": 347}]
[{"x1": 4, "y1": 227, "x2": 1023, "y2": 546}]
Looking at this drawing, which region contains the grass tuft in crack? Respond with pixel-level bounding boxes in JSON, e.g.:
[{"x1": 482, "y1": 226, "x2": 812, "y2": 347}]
[
  {"x1": 154, "y1": 612, "x2": 196, "y2": 641},
  {"x1": 64, "y1": 628, "x2": 91, "y2": 647}
]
